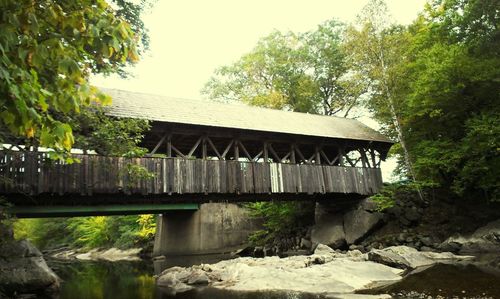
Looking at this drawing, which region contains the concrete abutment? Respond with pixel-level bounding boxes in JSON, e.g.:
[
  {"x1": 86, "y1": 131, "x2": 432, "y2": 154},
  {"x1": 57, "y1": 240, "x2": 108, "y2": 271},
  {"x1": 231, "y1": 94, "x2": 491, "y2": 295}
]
[{"x1": 153, "y1": 203, "x2": 261, "y2": 256}]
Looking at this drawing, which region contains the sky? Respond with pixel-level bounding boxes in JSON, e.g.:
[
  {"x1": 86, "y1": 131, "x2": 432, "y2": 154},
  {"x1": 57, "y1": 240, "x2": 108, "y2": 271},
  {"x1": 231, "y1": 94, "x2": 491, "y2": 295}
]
[
  {"x1": 92, "y1": 0, "x2": 428, "y2": 181},
  {"x1": 92, "y1": 0, "x2": 427, "y2": 99}
]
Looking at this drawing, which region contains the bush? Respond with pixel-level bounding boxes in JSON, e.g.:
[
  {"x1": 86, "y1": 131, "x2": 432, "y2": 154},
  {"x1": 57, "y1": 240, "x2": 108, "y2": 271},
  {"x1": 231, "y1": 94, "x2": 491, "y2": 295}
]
[
  {"x1": 371, "y1": 180, "x2": 438, "y2": 211},
  {"x1": 12, "y1": 215, "x2": 157, "y2": 250},
  {"x1": 245, "y1": 201, "x2": 314, "y2": 245}
]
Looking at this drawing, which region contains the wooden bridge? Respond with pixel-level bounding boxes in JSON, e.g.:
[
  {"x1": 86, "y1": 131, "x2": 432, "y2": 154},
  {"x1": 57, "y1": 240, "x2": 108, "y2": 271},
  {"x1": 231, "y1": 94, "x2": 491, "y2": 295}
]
[
  {"x1": 0, "y1": 152, "x2": 382, "y2": 197},
  {"x1": 1, "y1": 89, "x2": 393, "y2": 217}
]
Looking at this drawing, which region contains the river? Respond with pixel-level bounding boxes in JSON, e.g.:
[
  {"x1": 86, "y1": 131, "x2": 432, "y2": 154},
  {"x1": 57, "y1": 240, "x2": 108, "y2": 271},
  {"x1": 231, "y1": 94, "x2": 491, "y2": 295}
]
[{"x1": 46, "y1": 254, "x2": 500, "y2": 299}]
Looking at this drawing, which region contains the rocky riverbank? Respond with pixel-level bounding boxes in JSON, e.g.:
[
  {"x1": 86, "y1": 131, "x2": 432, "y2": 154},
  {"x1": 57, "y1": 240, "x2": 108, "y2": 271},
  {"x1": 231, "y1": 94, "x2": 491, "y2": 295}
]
[
  {"x1": 155, "y1": 244, "x2": 475, "y2": 296},
  {"x1": 0, "y1": 225, "x2": 60, "y2": 298},
  {"x1": 243, "y1": 191, "x2": 500, "y2": 259}
]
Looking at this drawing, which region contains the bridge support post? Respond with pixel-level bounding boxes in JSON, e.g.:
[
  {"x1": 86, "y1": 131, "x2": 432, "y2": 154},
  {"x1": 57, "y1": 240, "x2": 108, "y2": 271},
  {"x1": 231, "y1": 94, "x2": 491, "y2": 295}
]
[{"x1": 153, "y1": 203, "x2": 260, "y2": 257}]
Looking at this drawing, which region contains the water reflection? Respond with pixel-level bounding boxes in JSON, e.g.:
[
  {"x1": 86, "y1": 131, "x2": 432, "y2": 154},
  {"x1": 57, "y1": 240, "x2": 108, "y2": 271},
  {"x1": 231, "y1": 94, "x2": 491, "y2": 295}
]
[
  {"x1": 47, "y1": 255, "x2": 500, "y2": 299},
  {"x1": 157, "y1": 288, "x2": 326, "y2": 299},
  {"x1": 49, "y1": 260, "x2": 156, "y2": 299},
  {"x1": 48, "y1": 257, "x2": 324, "y2": 299}
]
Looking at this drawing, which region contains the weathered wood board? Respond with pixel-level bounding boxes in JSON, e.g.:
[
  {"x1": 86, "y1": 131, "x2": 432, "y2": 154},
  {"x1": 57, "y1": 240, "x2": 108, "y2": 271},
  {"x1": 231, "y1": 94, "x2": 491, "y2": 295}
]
[{"x1": 0, "y1": 152, "x2": 383, "y2": 197}]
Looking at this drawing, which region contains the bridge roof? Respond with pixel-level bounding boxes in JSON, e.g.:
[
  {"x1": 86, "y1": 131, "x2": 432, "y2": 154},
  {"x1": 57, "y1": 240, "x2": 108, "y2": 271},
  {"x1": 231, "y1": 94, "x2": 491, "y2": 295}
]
[{"x1": 104, "y1": 88, "x2": 392, "y2": 144}]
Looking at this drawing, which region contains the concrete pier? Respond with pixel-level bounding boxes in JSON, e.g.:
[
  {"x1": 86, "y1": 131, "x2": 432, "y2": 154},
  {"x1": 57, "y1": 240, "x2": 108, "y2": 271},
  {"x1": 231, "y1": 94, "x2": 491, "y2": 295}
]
[{"x1": 153, "y1": 203, "x2": 260, "y2": 256}]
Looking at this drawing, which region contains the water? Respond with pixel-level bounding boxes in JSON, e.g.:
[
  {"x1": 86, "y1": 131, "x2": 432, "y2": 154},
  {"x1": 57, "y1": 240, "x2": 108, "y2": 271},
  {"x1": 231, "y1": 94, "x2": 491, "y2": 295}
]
[
  {"x1": 367, "y1": 263, "x2": 500, "y2": 298},
  {"x1": 47, "y1": 256, "x2": 500, "y2": 299},
  {"x1": 47, "y1": 257, "x2": 326, "y2": 299}
]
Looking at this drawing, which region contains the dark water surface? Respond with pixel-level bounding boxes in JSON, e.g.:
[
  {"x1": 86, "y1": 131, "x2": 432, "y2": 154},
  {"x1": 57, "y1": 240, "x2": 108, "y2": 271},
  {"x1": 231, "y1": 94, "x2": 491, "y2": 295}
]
[
  {"x1": 368, "y1": 262, "x2": 500, "y2": 298},
  {"x1": 47, "y1": 255, "x2": 500, "y2": 299},
  {"x1": 47, "y1": 257, "x2": 326, "y2": 299}
]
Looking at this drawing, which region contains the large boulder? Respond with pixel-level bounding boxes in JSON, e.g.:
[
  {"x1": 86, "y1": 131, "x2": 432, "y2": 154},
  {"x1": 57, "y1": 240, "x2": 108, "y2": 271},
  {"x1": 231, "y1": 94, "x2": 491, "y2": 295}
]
[
  {"x1": 311, "y1": 216, "x2": 346, "y2": 249},
  {"x1": 368, "y1": 246, "x2": 474, "y2": 270},
  {"x1": 344, "y1": 209, "x2": 383, "y2": 245},
  {"x1": 156, "y1": 254, "x2": 404, "y2": 295},
  {"x1": 458, "y1": 219, "x2": 500, "y2": 253},
  {"x1": 0, "y1": 239, "x2": 60, "y2": 296},
  {"x1": 313, "y1": 243, "x2": 335, "y2": 255},
  {"x1": 367, "y1": 249, "x2": 411, "y2": 269}
]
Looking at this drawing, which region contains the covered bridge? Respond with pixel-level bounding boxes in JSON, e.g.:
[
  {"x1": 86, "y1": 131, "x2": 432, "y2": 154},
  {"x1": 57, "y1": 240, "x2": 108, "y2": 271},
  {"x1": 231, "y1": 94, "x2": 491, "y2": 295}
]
[{"x1": 0, "y1": 89, "x2": 393, "y2": 216}]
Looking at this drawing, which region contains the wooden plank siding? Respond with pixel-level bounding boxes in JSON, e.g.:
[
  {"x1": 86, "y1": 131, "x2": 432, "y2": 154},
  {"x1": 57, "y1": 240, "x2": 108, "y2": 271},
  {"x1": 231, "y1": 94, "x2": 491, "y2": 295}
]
[{"x1": 0, "y1": 152, "x2": 383, "y2": 197}]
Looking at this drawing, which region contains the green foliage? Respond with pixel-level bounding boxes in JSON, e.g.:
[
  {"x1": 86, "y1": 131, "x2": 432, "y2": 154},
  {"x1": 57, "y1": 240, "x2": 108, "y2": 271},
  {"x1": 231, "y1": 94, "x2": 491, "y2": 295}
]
[
  {"x1": 345, "y1": 0, "x2": 499, "y2": 201},
  {"x1": 66, "y1": 106, "x2": 151, "y2": 157},
  {"x1": 136, "y1": 214, "x2": 156, "y2": 239},
  {"x1": 398, "y1": 0, "x2": 500, "y2": 200},
  {"x1": 202, "y1": 21, "x2": 363, "y2": 117},
  {"x1": 13, "y1": 215, "x2": 156, "y2": 250},
  {"x1": 0, "y1": 0, "x2": 149, "y2": 152},
  {"x1": 68, "y1": 216, "x2": 112, "y2": 248},
  {"x1": 455, "y1": 113, "x2": 500, "y2": 199},
  {"x1": 14, "y1": 218, "x2": 72, "y2": 248},
  {"x1": 371, "y1": 181, "x2": 438, "y2": 211},
  {"x1": 123, "y1": 163, "x2": 156, "y2": 186},
  {"x1": 245, "y1": 201, "x2": 314, "y2": 245}
]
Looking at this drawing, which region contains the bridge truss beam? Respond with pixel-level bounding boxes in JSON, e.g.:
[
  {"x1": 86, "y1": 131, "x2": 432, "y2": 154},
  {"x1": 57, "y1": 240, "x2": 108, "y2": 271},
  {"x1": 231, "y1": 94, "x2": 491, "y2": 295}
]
[{"x1": 145, "y1": 132, "x2": 384, "y2": 169}]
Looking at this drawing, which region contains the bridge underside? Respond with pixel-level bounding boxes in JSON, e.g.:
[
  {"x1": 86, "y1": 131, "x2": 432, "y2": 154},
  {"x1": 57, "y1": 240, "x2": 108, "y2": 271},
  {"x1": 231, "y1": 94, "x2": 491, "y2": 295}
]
[
  {"x1": 8, "y1": 203, "x2": 200, "y2": 218},
  {"x1": 5, "y1": 192, "x2": 365, "y2": 218}
]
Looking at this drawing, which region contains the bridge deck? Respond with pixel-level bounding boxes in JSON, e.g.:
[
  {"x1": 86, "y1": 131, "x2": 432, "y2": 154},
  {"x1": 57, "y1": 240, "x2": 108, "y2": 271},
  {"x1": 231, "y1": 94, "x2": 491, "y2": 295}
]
[{"x1": 0, "y1": 152, "x2": 383, "y2": 200}]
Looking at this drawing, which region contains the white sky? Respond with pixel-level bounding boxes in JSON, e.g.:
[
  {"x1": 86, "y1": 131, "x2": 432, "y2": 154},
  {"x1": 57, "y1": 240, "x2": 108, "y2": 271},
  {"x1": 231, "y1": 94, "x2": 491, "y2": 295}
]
[
  {"x1": 92, "y1": 0, "x2": 427, "y2": 181},
  {"x1": 93, "y1": 0, "x2": 426, "y2": 99}
]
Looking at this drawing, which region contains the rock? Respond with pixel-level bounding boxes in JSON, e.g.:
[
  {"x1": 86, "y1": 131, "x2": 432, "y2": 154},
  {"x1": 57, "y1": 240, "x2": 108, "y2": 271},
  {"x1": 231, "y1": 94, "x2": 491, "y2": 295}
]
[
  {"x1": 187, "y1": 271, "x2": 209, "y2": 285},
  {"x1": 404, "y1": 208, "x2": 421, "y2": 222},
  {"x1": 305, "y1": 227, "x2": 313, "y2": 239},
  {"x1": 253, "y1": 246, "x2": 264, "y2": 257},
  {"x1": 0, "y1": 240, "x2": 60, "y2": 296},
  {"x1": 344, "y1": 210, "x2": 383, "y2": 245},
  {"x1": 471, "y1": 219, "x2": 500, "y2": 239},
  {"x1": 346, "y1": 249, "x2": 365, "y2": 261},
  {"x1": 300, "y1": 238, "x2": 312, "y2": 249},
  {"x1": 311, "y1": 214, "x2": 346, "y2": 249},
  {"x1": 156, "y1": 254, "x2": 404, "y2": 295},
  {"x1": 368, "y1": 249, "x2": 411, "y2": 269},
  {"x1": 386, "y1": 206, "x2": 402, "y2": 217},
  {"x1": 156, "y1": 266, "x2": 195, "y2": 294},
  {"x1": 314, "y1": 243, "x2": 335, "y2": 255},
  {"x1": 359, "y1": 198, "x2": 379, "y2": 212},
  {"x1": 397, "y1": 233, "x2": 407, "y2": 243},
  {"x1": 369, "y1": 246, "x2": 474, "y2": 269},
  {"x1": 399, "y1": 217, "x2": 411, "y2": 227},
  {"x1": 0, "y1": 223, "x2": 14, "y2": 240},
  {"x1": 438, "y1": 241, "x2": 462, "y2": 253},
  {"x1": 348, "y1": 244, "x2": 366, "y2": 253},
  {"x1": 263, "y1": 246, "x2": 275, "y2": 257},
  {"x1": 448, "y1": 219, "x2": 500, "y2": 253},
  {"x1": 419, "y1": 236, "x2": 433, "y2": 247},
  {"x1": 420, "y1": 246, "x2": 436, "y2": 252}
]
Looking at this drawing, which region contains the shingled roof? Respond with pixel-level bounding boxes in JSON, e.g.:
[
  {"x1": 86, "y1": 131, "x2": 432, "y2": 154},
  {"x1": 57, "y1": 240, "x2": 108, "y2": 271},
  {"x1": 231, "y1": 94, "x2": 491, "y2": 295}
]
[{"x1": 103, "y1": 88, "x2": 392, "y2": 144}]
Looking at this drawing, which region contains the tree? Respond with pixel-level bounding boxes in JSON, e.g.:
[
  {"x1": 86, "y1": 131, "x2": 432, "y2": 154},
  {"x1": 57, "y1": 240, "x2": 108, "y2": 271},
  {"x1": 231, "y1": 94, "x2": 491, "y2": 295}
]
[
  {"x1": 60, "y1": 107, "x2": 150, "y2": 157},
  {"x1": 202, "y1": 31, "x2": 316, "y2": 112},
  {"x1": 202, "y1": 20, "x2": 362, "y2": 116},
  {"x1": 0, "y1": 0, "x2": 149, "y2": 153},
  {"x1": 347, "y1": 0, "x2": 499, "y2": 200},
  {"x1": 302, "y1": 19, "x2": 367, "y2": 116},
  {"x1": 400, "y1": 0, "x2": 500, "y2": 200},
  {"x1": 344, "y1": 0, "x2": 418, "y2": 181}
]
